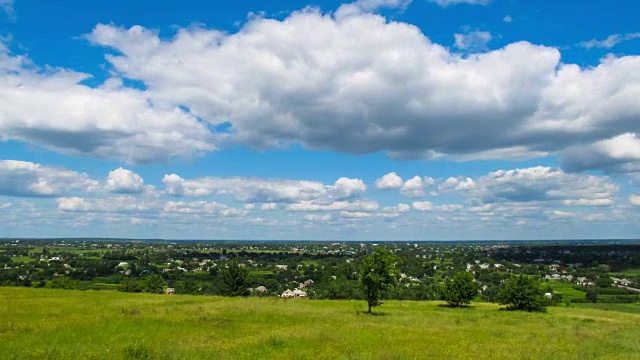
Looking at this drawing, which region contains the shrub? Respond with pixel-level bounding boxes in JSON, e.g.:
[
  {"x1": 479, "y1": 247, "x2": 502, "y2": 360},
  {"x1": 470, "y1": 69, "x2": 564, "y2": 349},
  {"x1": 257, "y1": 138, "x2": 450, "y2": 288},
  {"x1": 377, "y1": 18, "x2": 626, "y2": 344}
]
[
  {"x1": 50, "y1": 276, "x2": 80, "y2": 290},
  {"x1": 119, "y1": 279, "x2": 144, "y2": 293}
]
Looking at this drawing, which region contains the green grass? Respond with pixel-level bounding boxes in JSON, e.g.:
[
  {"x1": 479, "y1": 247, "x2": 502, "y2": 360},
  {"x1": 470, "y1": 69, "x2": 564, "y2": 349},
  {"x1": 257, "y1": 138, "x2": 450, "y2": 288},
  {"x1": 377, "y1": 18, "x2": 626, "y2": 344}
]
[
  {"x1": 79, "y1": 282, "x2": 121, "y2": 291},
  {"x1": 9, "y1": 256, "x2": 36, "y2": 264},
  {"x1": 610, "y1": 269, "x2": 640, "y2": 276},
  {"x1": 250, "y1": 270, "x2": 276, "y2": 275},
  {"x1": 82, "y1": 256, "x2": 103, "y2": 260},
  {"x1": 575, "y1": 302, "x2": 640, "y2": 314},
  {"x1": 546, "y1": 281, "x2": 586, "y2": 301},
  {"x1": 0, "y1": 288, "x2": 639, "y2": 359}
]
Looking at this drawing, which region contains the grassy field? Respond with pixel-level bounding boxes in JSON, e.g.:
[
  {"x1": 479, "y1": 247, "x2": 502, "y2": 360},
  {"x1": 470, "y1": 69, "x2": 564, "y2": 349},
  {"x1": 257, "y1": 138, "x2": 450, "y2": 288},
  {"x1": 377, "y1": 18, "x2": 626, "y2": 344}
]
[
  {"x1": 1, "y1": 288, "x2": 639, "y2": 360},
  {"x1": 9, "y1": 256, "x2": 36, "y2": 263},
  {"x1": 575, "y1": 302, "x2": 640, "y2": 314},
  {"x1": 610, "y1": 269, "x2": 640, "y2": 276},
  {"x1": 546, "y1": 281, "x2": 587, "y2": 301}
]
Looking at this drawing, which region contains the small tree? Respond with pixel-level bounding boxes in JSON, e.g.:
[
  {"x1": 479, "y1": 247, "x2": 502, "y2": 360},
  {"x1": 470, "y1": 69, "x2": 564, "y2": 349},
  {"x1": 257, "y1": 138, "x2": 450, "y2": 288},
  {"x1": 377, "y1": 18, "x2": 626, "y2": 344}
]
[
  {"x1": 495, "y1": 274, "x2": 546, "y2": 312},
  {"x1": 595, "y1": 277, "x2": 612, "y2": 288},
  {"x1": 441, "y1": 271, "x2": 478, "y2": 307},
  {"x1": 219, "y1": 260, "x2": 250, "y2": 297},
  {"x1": 145, "y1": 274, "x2": 165, "y2": 294},
  {"x1": 178, "y1": 278, "x2": 200, "y2": 295},
  {"x1": 360, "y1": 246, "x2": 398, "y2": 314},
  {"x1": 585, "y1": 289, "x2": 598, "y2": 303}
]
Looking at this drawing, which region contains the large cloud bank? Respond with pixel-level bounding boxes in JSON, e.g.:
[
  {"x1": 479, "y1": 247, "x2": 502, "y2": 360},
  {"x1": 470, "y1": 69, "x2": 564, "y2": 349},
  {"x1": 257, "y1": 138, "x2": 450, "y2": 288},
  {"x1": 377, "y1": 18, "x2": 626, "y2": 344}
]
[{"x1": 1, "y1": 4, "x2": 639, "y2": 173}]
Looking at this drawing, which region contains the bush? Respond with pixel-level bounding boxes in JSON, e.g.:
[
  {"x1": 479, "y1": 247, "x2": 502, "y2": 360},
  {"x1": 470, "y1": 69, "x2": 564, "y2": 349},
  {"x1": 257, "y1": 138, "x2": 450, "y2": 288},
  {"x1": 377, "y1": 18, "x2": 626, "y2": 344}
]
[
  {"x1": 596, "y1": 295, "x2": 639, "y2": 304},
  {"x1": 585, "y1": 290, "x2": 598, "y2": 303},
  {"x1": 440, "y1": 271, "x2": 478, "y2": 307},
  {"x1": 495, "y1": 275, "x2": 546, "y2": 312},
  {"x1": 144, "y1": 274, "x2": 165, "y2": 294},
  {"x1": 177, "y1": 278, "x2": 200, "y2": 295},
  {"x1": 119, "y1": 279, "x2": 144, "y2": 293},
  {"x1": 50, "y1": 276, "x2": 80, "y2": 290}
]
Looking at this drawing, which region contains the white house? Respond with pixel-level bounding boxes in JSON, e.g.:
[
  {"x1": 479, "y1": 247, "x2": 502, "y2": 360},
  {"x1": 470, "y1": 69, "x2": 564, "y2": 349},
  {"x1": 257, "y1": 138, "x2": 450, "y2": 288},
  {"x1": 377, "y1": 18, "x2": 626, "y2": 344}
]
[
  {"x1": 281, "y1": 289, "x2": 307, "y2": 298},
  {"x1": 292, "y1": 289, "x2": 307, "y2": 297},
  {"x1": 466, "y1": 264, "x2": 474, "y2": 271},
  {"x1": 612, "y1": 278, "x2": 634, "y2": 287}
]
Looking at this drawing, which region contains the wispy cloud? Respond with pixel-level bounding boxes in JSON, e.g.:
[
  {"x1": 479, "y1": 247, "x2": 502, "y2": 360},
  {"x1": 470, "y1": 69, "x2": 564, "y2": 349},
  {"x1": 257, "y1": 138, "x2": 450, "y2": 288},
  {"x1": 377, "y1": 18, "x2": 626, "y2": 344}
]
[
  {"x1": 454, "y1": 30, "x2": 492, "y2": 51},
  {"x1": 579, "y1": 33, "x2": 640, "y2": 49},
  {"x1": 337, "y1": 0, "x2": 412, "y2": 16},
  {"x1": 429, "y1": 0, "x2": 490, "y2": 7},
  {"x1": 0, "y1": 0, "x2": 15, "y2": 20}
]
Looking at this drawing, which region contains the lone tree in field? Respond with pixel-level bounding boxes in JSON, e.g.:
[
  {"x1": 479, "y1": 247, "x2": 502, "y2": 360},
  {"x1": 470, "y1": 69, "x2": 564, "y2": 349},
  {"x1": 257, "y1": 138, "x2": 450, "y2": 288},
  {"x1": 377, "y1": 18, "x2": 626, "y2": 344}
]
[
  {"x1": 441, "y1": 271, "x2": 478, "y2": 307},
  {"x1": 495, "y1": 274, "x2": 546, "y2": 312},
  {"x1": 220, "y1": 260, "x2": 250, "y2": 297},
  {"x1": 360, "y1": 246, "x2": 398, "y2": 314}
]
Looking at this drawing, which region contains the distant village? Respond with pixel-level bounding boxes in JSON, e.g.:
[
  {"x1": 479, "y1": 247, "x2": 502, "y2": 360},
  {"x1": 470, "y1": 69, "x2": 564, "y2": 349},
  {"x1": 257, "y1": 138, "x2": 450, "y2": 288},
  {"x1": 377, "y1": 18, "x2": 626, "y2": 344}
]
[{"x1": 1, "y1": 239, "x2": 638, "y2": 303}]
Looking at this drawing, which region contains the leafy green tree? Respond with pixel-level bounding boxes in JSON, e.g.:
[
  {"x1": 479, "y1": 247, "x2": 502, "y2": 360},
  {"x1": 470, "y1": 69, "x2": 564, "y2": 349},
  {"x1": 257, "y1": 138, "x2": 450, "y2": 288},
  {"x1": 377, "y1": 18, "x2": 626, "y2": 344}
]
[
  {"x1": 145, "y1": 274, "x2": 165, "y2": 294},
  {"x1": 441, "y1": 271, "x2": 478, "y2": 307},
  {"x1": 219, "y1": 260, "x2": 250, "y2": 296},
  {"x1": 480, "y1": 285, "x2": 500, "y2": 302},
  {"x1": 119, "y1": 279, "x2": 144, "y2": 293},
  {"x1": 595, "y1": 277, "x2": 612, "y2": 288},
  {"x1": 360, "y1": 246, "x2": 399, "y2": 314},
  {"x1": 50, "y1": 276, "x2": 80, "y2": 290},
  {"x1": 178, "y1": 278, "x2": 200, "y2": 295},
  {"x1": 495, "y1": 275, "x2": 546, "y2": 312},
  {"x1": 585, "y1": 289, "x2": 598, "y2": 303},
  {"x1": 316, "y1": 276, "x2": 362, "y2": 300}
]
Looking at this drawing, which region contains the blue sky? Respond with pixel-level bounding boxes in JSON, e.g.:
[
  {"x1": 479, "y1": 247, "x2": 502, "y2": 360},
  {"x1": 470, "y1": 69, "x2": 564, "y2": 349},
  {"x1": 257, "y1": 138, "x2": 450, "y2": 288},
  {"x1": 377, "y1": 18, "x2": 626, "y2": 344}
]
[{"x1": 1, "y1": 0, "x2": 640, "y2": 240}]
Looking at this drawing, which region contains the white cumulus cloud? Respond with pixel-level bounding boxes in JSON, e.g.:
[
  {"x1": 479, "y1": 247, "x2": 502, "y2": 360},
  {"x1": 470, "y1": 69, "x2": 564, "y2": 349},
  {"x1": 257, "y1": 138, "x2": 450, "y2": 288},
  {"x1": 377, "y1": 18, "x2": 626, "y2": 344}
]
[
  {"x1": 401, "y1": 176, "x2": 434, "y2": 198},
  {"x1": 105, "y1": 168, "x2": 146, "y2": 194},
  {"x1": 375, "y1": 172, "x2": 404, "y2": 189},
  {"x1": 412, "y1": 201, "x2": 433, "y2": 211},
  {"x1": 0, "y1": 44, "x2": 218, "y2": 164},
  {"x1": 441, "y1": 166, "x2": 618, "y2": 206},
  {"x1": 0, "y1": 160, "x2": 98, "y2": 197},
  {"x1": 83, "y1": 10, "x2": 640, "y2": 172},
  {"x1": 163, "y1": 174, "x2": 365, "y2": 203}
]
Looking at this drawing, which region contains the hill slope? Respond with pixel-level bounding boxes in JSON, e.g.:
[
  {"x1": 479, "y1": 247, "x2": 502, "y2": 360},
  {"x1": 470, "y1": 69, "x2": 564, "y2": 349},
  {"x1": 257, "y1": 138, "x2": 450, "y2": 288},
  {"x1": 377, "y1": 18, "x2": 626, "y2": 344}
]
[{"x1": 1, "y1": 288, "x2": 639, "y2": 359}]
